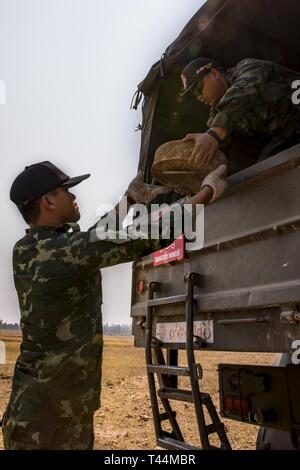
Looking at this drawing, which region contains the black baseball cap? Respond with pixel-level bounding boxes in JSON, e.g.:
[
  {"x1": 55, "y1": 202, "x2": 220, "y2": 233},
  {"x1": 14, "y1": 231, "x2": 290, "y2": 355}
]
[
  {"x1": 10, "y1": 161, "x2": 90, "y2": 208},
  {"x1": 181, "y1": 58, "x2": 223, "y2": 96}
]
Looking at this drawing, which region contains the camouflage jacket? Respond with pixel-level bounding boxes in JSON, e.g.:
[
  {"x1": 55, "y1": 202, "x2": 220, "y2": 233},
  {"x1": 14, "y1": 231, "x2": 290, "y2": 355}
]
[
  {"x1": 6, "y1": 218, "x2": 173, "y2": 421},
  {"x1": 208, "y1": 58, "x2": 300, "y2": 157}
]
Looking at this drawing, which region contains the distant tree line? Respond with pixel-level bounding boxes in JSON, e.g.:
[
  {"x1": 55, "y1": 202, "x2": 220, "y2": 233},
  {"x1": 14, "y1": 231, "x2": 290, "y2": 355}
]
[
  {"x1": 103, "y1": 323, "x2": 132, "y2": 336},
  {"x1": 0, "y1": 318, "x2": 132, "y2": 336},
  {"x1": 0, "y1": 318, "x2": 20, "y2": 330}
]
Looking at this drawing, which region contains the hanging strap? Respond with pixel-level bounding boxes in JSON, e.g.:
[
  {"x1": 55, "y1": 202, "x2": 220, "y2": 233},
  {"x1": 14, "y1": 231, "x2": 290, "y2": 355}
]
[
  {"x1": 130, "y1": 89, "x2": 143, "y2": 110},
  {"x1": 135, "y1": 123, "x2": 143, "y2": 132},
  {"x1": 159, "y1": 53, "x2": 166, "y2": 77}
]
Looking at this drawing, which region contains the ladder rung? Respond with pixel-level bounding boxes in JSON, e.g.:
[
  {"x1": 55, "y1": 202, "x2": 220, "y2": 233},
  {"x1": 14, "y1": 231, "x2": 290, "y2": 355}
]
[
  {"x1": 158, "y1": 387, "x2": 194, "y2": 403},
  {"x1": 157, "y1": 436, "x2": 200, "y2": 451},
  {"x1": 147, "y1": 365, "x2": 190, "y2": 376},
  {"x1": 159, "y1": 411, "x2": 176, "y2": 422},
  {"x1": 206, "y1": 422, "x2": 225, "y2": 435}
]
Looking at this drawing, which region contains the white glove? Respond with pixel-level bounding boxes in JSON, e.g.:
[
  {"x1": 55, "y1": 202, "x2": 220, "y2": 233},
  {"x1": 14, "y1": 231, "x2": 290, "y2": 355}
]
[{"x1": 201, "y1": 164, "x2": 228, "y2": 202}]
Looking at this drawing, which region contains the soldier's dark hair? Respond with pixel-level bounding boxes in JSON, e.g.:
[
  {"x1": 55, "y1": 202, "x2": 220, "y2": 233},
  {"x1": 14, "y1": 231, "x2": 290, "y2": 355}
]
[
  {"x1": 19, "y1": 197, "x2": 42, "y2": 224},
  {"x1": 19, "y1": 188, "x2": 59, "y2": 224}
]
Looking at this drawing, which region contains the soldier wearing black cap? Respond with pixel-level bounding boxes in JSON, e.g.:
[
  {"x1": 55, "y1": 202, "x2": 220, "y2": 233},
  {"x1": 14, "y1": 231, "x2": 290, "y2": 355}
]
[
  {"x1": 3, "y1": 161, "x2": 227, "y2": 450},
  {"x1": 3, "y1": 161, "x2": 175, "y2": 450},
  {"x1": 180, "y1": 57, "x2": 300, "y2": 169}
]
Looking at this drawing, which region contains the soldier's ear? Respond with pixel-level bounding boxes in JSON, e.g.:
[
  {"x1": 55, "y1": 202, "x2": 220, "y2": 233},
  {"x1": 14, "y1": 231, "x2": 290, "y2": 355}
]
[
  {"x1": 41, "y1": 194, "x2": 55, "y2": 210},
  {"x1": 211, "y1": 68, "x2": 221, "y2": 79}
]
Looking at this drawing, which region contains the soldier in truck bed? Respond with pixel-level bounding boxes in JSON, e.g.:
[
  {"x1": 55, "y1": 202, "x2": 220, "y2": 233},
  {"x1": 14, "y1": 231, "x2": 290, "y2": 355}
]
[
  {"x1": 180, "y1": 57, "x2": 300, "y2": 169},
  {"x1": 2, "y1": 161, "x2": 226, "y2": 450}
]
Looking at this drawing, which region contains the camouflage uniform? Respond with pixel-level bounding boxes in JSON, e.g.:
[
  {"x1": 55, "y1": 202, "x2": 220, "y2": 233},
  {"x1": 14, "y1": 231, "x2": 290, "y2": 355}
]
[
  {"x1": 2, "y1": 219, "x2": 171, "y2": 450},
  {"x1": 208, "y1": 58, "x2": 300, "y2": 158}
]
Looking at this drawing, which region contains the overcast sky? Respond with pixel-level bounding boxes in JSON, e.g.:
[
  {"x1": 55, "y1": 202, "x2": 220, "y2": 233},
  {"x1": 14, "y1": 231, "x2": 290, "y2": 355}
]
[{"x1": 0, "y1": 0, "x2": 204, "y2": 325}]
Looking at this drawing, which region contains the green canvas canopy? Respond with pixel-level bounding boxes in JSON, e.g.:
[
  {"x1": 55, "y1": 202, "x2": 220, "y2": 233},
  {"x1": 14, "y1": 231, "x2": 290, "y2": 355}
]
[{"x1": 132, "y1": 0, "x2": 300, "y2": 184}]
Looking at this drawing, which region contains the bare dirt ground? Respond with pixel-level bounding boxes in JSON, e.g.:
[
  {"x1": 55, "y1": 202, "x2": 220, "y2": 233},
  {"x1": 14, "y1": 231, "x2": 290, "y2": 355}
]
[{"x1": 0, "y1": 332, "x2": 276, "y2": 450}]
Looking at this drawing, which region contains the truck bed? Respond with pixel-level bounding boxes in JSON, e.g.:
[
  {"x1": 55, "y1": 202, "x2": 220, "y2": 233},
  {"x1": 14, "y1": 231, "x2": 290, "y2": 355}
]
[{"x1": 131, "y1": 145, "x2": 300, "y2": 352}]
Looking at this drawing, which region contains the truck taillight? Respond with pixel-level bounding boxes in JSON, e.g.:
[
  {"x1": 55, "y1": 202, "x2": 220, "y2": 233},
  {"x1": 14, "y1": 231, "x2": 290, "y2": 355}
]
[
  {"x1": 136, "y1": 279, "x2": 146, "y2": 294},
  {"x1": 223, "y1": 394, "x2": 250, "y2": 418}
]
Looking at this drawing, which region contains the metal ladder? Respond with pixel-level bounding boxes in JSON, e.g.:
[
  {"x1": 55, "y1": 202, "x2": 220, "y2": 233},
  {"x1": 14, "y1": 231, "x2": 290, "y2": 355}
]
[{"x1": 145, "y1": 272, "x2": 231, "y2": 450}]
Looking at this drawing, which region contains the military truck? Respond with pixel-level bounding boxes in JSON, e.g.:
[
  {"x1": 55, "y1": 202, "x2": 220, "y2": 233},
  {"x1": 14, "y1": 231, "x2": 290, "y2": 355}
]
[{"x1": 130, "y1": 0, "x2": 300, "y2": 450}]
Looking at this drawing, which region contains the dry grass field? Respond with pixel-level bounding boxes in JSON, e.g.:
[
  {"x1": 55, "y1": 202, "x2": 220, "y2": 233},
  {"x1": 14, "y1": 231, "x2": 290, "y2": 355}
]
[{"x1": 0, "y1": 331, "x2": 276, "y2": 450}]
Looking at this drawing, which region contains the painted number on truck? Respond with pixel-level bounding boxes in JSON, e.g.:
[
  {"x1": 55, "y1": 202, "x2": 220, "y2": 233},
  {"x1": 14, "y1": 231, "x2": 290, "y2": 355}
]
[{"x1": 156, "y1": 320, "x2": 214, "y2": 344}]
